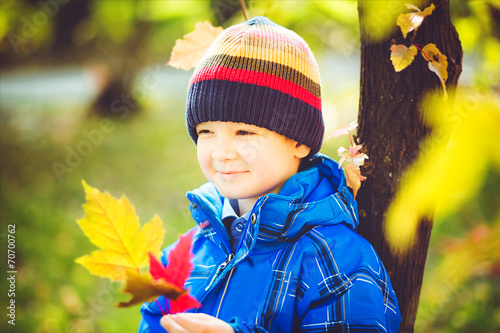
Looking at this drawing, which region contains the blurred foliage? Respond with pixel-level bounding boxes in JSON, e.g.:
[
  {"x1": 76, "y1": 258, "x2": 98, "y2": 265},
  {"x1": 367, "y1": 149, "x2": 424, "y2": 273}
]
[
  {"x1": 385, "y1": 92, "x2": 500, "y2": 250},
  {"x1": 450, "y1": 0, "x2": 500, "y2": 89},
  {"x1": 0, "y1": 1, "x2": 499, "y2": 332},
  {"x1": 0, "y1": 0, "x2": 361, "y2": 65},
  {"x1": 359, "y1": 0, "x2": 423, "y2": 41},
  {"x1": 383, "y1": 90, "x2": 500, "y2": 332}
]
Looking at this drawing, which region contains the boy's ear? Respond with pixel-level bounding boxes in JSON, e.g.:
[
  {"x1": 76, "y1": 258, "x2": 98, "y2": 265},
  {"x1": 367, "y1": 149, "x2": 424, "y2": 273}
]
[{"x1": 294, "y1": 142, "x2": 311, "y2": 159}]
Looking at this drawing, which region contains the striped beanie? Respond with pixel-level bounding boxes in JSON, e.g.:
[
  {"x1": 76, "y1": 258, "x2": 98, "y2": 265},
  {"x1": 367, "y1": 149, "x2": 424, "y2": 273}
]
[{"x1": 186, "y1": 16, "x2": 324, "y2": 155}]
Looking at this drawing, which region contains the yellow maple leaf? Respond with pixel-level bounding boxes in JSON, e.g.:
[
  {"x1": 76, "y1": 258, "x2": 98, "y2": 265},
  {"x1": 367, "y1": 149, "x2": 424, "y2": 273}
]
[
  {"x1": 167, "y1": 21, "x2": 224, "y2": 71},
  {"x1": 116, "y1": 270, "x2": 184, "y2": 308},
  {"x1": 397, "y1": 3, "x2": 435, "y2": 38},
  {"x1": 390, "y1": 44, "x2": 418, "y2": 72},
  {"x1": 75, "y1": 181, "x2": 165, "y2": 281}
]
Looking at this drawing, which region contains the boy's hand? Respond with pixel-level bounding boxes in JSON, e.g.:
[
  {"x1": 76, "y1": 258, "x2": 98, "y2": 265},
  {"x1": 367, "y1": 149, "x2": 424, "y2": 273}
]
[{"x1": 160, "y1": 313, "x2": 234, "y2": 333}]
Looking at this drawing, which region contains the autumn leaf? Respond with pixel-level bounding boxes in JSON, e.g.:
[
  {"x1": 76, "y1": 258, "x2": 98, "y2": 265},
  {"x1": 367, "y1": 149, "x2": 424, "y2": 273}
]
[
  {"x1": 397, "y1": 3, "x2": 435, "y2": 38},
  {"x1": 344, "y1": 163, "x2": 367, "y2": 199},
  {"x1": 75, "y1": 181, "x2": 165, "y2": 281},
  {"x1": 329, "y1": 121, "x2": 368, "y2": 199},
  {"x1": 149, "y1": 231, "x2": 201, "y2": 313},
  {"x1": 167, "y1": 21, "x2": 224, "y2": 71},
  {"x1": 332, "y1": 122, "x2": 368, "y2": 169},
  {"x1": 75, "y1": 182, "x2": 200, "y2": 312},
  {"x1": 337, "y1": 146, "x2": 368, "y2": 199},
  {"x1": 421, "y1": 43, "x2": 448, "y2": 71},
  {"x1": 422, "y1": 43, "x2": 448, "y2": 100},
  {"x1": 428, "y1": 62, "x2": 448, "y2": 101},
  {"x1": 390, "y1": 44, "x2": 418, "y2": 72},
  {"x1": 328, "y1": 121, "x2": 358, "y2": 139},
  {"x1": 116, "y1": 270, "x2": 184, "y2": 308},
  {"x1": 154, "y1": 230, "x2": 194, "y2": 288},
  {"x1": 337, "y1": 146, "x2": 368, "y2": 169},
  {"x1": 120, "y1": 232, "x2": 201, "y2": 312}
]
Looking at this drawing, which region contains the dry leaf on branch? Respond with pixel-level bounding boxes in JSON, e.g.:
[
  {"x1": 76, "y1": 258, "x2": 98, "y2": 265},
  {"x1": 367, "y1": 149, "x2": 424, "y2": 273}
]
[
  {"x1": 167, "y1": 21, "x2": 224, "y2": 71},
  {"x1": 397, "y1": 3, "x2": 435, "y2": 38},
  {"x1": 422, "y1": 43, "x2": 449, "y2": 100},
  {"x1": 390, "y1": 44, "x2": 418, "y2": 72}
]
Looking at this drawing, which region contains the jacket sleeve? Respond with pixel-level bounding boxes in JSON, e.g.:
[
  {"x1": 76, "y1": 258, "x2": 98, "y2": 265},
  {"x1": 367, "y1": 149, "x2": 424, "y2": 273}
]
[
  {"x1": 137, "y1": 317, "x2": 152, "y2": 333},
  {"x1": 298, "y1": 228, "x2": 402, "y2": 333},
  {"x1": 228, "y1": 317, "x2": 268, "y2": 333},
  {"x1": 299, "y1": 276, "x2": 401, "y2": 332},
  {"x1": 138, "y1": 301, "x2": 164, "y2": 332}
]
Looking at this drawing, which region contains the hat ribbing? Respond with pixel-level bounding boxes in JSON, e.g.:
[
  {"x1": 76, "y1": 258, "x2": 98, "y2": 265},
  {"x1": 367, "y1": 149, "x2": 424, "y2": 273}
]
[{"x1": 186, "y1": 16, "x2": 324, "y2": 155}]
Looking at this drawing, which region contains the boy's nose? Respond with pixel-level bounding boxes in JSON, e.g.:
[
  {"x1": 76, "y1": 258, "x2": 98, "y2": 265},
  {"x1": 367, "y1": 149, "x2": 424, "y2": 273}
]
[{"x1": 212, "y1": 139, "x2": 237, "y2": 161}]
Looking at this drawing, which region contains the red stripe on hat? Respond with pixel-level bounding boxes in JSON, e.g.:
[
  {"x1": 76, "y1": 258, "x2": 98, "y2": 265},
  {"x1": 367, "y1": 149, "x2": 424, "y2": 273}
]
[{"x1": 191, "y1": 66, "x2": 321, "y2": 110}]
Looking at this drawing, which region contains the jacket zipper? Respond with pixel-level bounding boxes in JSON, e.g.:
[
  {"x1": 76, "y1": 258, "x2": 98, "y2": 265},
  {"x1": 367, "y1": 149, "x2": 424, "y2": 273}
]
[
  {"x1": 215, "y1": 267, "x2": 235, "y2": 318},
  {"x1": 202, "y1": 197, "x2": 263, "y2": 292},
  {"x1": 205, "y1": 253, "x2": 234, "y2": 291}
]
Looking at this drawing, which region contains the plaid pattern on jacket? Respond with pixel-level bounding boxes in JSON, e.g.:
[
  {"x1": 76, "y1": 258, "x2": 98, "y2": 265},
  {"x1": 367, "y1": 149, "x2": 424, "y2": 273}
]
[{"x1": 139, "y1": 154, "x2": 402, "y2": 332}]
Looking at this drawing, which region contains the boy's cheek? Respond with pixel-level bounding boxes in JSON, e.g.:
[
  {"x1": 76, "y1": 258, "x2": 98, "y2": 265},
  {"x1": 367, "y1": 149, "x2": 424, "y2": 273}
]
[
  {"x1": 196, "y1": 142, "x2": 210, "y2": 160},
  {"x1": 247, "y1": 135, "x2": 271, "y2": 152},
  {"x1": 236, "y1": 138, "x2": 272, "y2": 162},
  {"x1": 196, "y1": 153, "x2": 211, "y2": 175},
  {"x1": 197, "y1": 156, "x2": 211, "y2": 172},
  {"x1": 237, "y1": 142, "x2": 258, "y2": 162}
]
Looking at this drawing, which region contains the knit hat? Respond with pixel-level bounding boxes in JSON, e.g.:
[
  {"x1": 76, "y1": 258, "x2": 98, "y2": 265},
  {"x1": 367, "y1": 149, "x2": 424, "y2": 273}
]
[{"x1": 186, "y1": 16, "x2": 324, "y2": 155}]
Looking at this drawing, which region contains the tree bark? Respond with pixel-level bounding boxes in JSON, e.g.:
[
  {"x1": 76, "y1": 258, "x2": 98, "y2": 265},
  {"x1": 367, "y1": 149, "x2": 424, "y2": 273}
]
[{"x1": 357, "y1": 1, "x2": 462, "y2": 332}]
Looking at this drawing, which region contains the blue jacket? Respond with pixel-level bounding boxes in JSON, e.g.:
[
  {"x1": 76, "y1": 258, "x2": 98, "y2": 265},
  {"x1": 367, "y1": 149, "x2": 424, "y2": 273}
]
[{"x1": 139, "y1": 154, "x2": 401, "y2": 332}]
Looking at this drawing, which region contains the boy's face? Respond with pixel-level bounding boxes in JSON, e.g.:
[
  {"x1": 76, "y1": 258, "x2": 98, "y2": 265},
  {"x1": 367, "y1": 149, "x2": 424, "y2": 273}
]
[{"x1": 196, "y1": 121, "x2": 310, "y2": 214}]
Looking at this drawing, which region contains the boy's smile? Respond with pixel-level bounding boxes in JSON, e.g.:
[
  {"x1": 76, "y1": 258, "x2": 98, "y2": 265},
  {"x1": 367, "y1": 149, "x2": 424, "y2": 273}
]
[
  {"x1": 196, "y1": 121, "x2": 310, "y2": 215},
  {"x1": 217, "y1": 170, "x2": 248, "y2": 181}
]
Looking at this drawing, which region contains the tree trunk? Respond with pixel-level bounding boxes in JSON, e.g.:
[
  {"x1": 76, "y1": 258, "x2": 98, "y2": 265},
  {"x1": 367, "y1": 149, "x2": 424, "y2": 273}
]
[{"x1": 356, "y1": 1, "x2": 462, "y2": 332}]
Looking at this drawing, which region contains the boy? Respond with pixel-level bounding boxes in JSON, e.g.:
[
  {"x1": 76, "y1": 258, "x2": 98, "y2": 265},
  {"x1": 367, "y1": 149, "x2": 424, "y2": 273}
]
[{"x1": 139, "y1": 16, "x2": 401, "y2": 333}]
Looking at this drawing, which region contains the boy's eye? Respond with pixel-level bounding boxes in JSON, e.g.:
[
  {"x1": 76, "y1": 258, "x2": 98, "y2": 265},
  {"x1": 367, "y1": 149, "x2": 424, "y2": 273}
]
[
  {"x1": 197, "y1": 129, "x2": 212, "y2": 135},
  {"x1": 236, "y1": 130, "x2": 255, "y2": 136}
]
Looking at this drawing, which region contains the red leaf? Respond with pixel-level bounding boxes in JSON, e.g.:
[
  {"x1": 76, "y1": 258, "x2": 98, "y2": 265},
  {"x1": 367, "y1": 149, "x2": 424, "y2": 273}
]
[
  {"x1": 149, "y1": 252, "x2": 169, "y2": 282},
  {"x1": 170, "y1": 293, "x2": 202, "y2": 314},
  {"x1": 116, "y1": 271, "x2": 184, "y2": 308},
  {"x1": 147, "y1": 230, "x2": 201, "y2": 313},
  {"x1": 164, "y1": 230, "x2": 195, "y2": 288}
]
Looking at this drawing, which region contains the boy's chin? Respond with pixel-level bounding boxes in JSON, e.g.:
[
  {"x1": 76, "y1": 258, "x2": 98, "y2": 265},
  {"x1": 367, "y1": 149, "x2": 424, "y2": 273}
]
[{"x1": 215, "y1": 189, "x2": 252, "y2": 201}]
